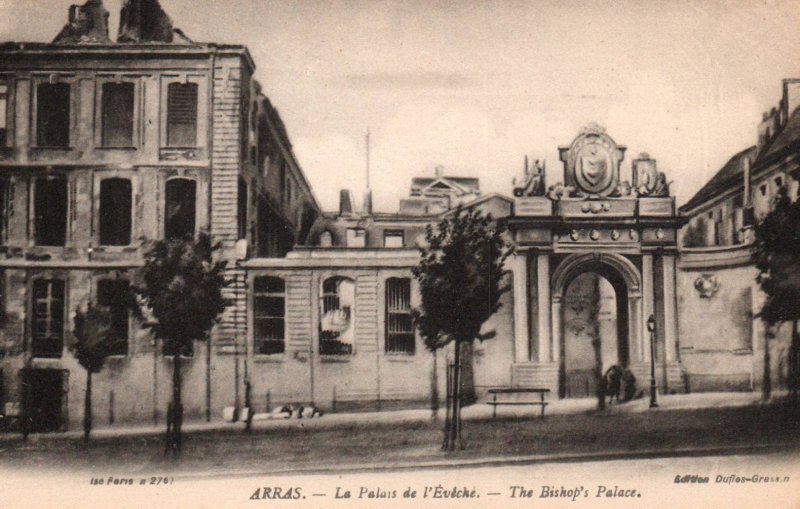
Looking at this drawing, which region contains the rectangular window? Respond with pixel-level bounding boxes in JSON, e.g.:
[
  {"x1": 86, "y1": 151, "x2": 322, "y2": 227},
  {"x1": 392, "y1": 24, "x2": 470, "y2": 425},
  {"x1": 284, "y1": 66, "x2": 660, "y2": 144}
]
[
  {"x1": 385, "y1": 278, "x2": 415, "y2": 354},
  {"x1": 97, "y1": 279, "x2": 130, "y2": 356},
  {"x1": 36, "y1": 83, "x2": 70, "y2": 147},
  {"x1": 346, "y1": 228, "x2": 366, "y2": 247},
  {"x1": 101, "y1": 82, "x2": 134, "y2": 147},
  {"x1": 166, "y1": 83, "x2": 198, "y2": 147},
  {"x1": 34, "y1": 177, "x2": 68, "y2": 246},
  {"x1": 320, "y1": 277, "x2": 355, "y2": 355},
  {"x1": 165, "y1": 178, "x2": 196, "y2": 239},
  {"x1": 0, "y1": 83, "x2": 7, "y2": 146},
  {"x1": 99, "y1": 178, "x2": 132, "y2": 246},
  {"x1": 32, "y1": 279, "x2": 65, "y2": 358},
  {"x1": 383, "y1": 230, "x2": 404, "y2": 248},
  {"x1": 253, "y1": 276, "x2": 285, "y2": 355}
]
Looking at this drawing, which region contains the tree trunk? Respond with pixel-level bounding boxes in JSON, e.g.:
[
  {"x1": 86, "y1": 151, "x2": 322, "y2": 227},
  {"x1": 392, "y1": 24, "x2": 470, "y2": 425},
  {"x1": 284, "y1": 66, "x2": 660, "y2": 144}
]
[
  {"x1": 458, "y1": 341, "x2": 476, "y2": 406},
  {"x1": 430, "y1": 350, "x2": 439, "y2": 420},
  {"x1": 83, "y1": 371, "x2": 92, "y2": 446},
  {"x1": 168, "y1": 353, "x2": 183, "y2": 456},
  {"x1": 762, "y1": 327, "x2": 772, "y2": 402},
  {"x1": 443, "y1": 340, "x2": 463, "y2": 451},
  {"x1": 590, "y1": 275, "x2": 605, "y2": 410},
  {"x1": 791, "y1": 320, "x2": 799, "y2": 406}
]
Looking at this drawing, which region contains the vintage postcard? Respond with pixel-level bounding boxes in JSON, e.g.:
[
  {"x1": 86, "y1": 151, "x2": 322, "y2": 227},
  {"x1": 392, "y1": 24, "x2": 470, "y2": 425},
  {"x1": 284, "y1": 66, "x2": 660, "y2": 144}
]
[{"x1": 0, "y1": 0, "x2": 799, "y2": 508}]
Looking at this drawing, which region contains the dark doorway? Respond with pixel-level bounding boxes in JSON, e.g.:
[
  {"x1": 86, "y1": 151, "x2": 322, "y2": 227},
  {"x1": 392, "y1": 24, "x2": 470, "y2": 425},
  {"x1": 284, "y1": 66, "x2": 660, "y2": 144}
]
[
  {"x1": 21, "y1": 369, "x2": 66, "y2": 433},
  {"x1": 559, "y1": 266, "x2": 630, "y2": 399}
]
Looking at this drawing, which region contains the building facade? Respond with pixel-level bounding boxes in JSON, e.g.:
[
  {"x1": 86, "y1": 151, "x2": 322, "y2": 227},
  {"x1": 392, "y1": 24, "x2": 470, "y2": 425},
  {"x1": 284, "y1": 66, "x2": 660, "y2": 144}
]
[
  {"x1": 677, "y1": 79, "x2": 800, "y2": 393},
  {"x1": 0, "y1": 0, "x2": 788, "y2": 434},
  {"x1": 0, "y1": 0, "x2": 318, "y2": 432}
]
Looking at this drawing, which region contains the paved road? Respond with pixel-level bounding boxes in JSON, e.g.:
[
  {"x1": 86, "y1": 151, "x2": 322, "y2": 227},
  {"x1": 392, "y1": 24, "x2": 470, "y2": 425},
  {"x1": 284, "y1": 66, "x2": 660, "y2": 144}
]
[{"x1": 4, "y1": 450, "x2": 799, "y2": 509}]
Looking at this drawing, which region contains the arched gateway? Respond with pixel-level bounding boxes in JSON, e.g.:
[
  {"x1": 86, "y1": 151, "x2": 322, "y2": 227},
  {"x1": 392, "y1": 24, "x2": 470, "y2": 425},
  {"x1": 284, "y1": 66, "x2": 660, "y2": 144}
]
[{"x1": 508, "y1": 124, "x2": 685, "y2": 397}]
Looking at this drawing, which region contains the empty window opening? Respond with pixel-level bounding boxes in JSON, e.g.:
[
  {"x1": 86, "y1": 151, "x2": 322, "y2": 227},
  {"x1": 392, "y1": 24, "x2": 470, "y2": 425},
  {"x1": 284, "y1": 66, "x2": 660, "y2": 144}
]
[
  {"x1": 346, "y1": 228, "x2": 366, "y2": 247},
  {"x1": 320, "y1": 276, "x2": 355, "y2": 355},
  {"x1": 32, "y1": 279, "x2": 65, "y2": 358},
  {"x1": 164, "y1": 178, "x2": 196, "y2": 239},
  {"x1": 319, "y1": 230, "x2": 333, "y2": 247},
  {"x1": 101, "y1": 82, "x2": 134, "y2": 147},
  {"x1": 385, "y1": 278, "x2": 415, "y2": 354},
  {"x1": 34, "y1": 177, "x2": 68, "y2": 246},
  {"x1": 37, "y1": 83, "x2": 70, "y2": 147},
  {"x1": 384, "y1": 230, "x2": 404, "y2": 248},
  {"x1": 97, "y1": 279, "x2": 130, "y2": 356},
  {"x1": 166, "y1": 82, "x2": 198, "y2": 147},
  {"x1": 253, "y1": 276, "x2": 285, "y2": 355},
  {"x1": 0, "y1": 83, "x2": 7, "y2": 146},
  {"x1": 99, "y1": 178, "x2": 132, "y2": 246}
]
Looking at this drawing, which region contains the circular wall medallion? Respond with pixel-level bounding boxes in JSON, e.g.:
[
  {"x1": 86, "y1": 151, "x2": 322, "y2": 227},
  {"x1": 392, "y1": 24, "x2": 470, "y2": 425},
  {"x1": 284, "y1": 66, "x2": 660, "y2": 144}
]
[
  {"x1": 611, "y1": 230, "x2": 620, "y2": 241},
  {"x1": 590, "y1": 229, "x2": 600, "y2": 241}
]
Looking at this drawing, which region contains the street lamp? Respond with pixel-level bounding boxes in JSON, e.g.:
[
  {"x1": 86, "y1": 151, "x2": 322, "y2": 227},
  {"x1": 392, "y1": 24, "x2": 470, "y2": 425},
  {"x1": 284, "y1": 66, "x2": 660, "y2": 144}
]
[{"x1": 647, "y1": 314, "x2": 658, "y2": 408}]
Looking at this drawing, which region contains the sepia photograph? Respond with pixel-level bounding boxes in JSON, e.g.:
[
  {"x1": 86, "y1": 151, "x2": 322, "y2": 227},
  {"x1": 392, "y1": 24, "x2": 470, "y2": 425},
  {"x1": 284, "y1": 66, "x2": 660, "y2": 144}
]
[{"x1": 0, "y1": 0, "x2": 799, "y2": 507}]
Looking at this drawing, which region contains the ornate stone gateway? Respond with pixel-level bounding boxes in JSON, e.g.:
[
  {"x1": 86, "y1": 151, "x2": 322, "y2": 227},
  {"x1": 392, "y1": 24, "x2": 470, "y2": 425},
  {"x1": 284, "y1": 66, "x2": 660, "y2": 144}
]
[{"x1": 508, "y1": 124, "x2": 684, "y2": 397}]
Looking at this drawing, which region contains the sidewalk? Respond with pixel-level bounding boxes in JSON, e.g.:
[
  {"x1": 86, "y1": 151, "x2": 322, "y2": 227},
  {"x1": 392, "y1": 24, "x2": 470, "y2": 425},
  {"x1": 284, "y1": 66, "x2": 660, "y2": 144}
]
[{"x1": 0, "y1": 391, "x2": 770, "y2": 443}]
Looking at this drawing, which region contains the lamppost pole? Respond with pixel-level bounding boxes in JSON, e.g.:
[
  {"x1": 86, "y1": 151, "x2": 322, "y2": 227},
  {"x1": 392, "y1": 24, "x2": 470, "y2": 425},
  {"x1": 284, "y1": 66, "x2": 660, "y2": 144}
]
[{"x1": 647, "y1": 314, "x2": 658, "y2": 408}]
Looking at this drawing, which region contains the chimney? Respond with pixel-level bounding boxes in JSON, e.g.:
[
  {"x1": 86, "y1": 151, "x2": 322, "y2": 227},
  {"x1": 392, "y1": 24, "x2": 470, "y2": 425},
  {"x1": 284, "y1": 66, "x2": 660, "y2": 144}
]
[
  {"x1": 339, "y1": 189, "x2": 354, "y2": 216},
  {"x1": 118, "y1": 0, "x2": 175, "y2": 43},
  {"x1": 435, "y1": 165, "x2": 444, "y2": 179},
  {"x1": 784, "y1": 79, "x2": 800, "y2": 120},
  {"x1": 362, "y1": 189, "x2": 373, "y2": 216},
  {"x1": 53, "y1": 0, "x2": 111, "y2": 44},
  {"x1": 743, "y1": 155, "x2": 751, "y2": 207}
]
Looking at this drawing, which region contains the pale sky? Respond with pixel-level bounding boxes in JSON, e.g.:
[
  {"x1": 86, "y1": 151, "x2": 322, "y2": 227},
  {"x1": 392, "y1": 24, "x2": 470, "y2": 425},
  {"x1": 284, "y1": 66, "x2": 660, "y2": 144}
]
[{"x1": 2, "y1": 0, "x2": 800, "y2": 212}]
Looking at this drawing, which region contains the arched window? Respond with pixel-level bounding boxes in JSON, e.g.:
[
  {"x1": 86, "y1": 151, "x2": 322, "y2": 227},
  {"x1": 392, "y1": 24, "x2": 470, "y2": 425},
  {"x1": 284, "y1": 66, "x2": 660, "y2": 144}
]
[
  {"x1": 385, "y1": 278, "x2": 415, "y2": 354},
  {"x1": 253, "y1": 276, "x2": 285, "y2": 355},
  {"x1": 320, "y1": 276, "x2": 355, "y2": 355},
  {"x1": 319, "y1": 230, "x2": 333, "y2": 247}
]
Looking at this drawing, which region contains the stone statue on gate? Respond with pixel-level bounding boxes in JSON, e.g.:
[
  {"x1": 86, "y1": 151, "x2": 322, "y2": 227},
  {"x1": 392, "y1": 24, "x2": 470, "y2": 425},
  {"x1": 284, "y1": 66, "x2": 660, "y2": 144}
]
[{"x1": 513, "y1": 156, "x2": 546, "y2": 197}]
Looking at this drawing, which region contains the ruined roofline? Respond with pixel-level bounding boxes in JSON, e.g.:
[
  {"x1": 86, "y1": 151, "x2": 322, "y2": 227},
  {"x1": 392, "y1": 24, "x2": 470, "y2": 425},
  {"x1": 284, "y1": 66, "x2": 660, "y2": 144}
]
[{"x1": 0, "y1": 42, "x2": 256, "y2": 71}]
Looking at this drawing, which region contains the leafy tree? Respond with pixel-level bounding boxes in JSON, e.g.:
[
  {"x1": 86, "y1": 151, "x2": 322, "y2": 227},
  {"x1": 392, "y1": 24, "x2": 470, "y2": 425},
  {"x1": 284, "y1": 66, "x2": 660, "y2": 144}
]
[
  {"x1": 70, "y1": 304, "x2": 114, "y2": 445},
  {"x1": 754, "y1": 186, "x2": 800, "y2": 403},
  {"x1": 135, "y1": 232, "x2": 228, "y2": 455},
  {"x1": 412, "y1": 207, "x2": 512, "y2": 450}
]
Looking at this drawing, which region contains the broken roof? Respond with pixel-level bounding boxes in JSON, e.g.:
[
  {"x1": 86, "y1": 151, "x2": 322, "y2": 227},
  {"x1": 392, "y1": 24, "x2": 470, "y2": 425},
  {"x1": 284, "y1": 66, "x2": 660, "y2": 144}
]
[{"x1": 680, "y1": 146, "x2": 757, "y2": 214}]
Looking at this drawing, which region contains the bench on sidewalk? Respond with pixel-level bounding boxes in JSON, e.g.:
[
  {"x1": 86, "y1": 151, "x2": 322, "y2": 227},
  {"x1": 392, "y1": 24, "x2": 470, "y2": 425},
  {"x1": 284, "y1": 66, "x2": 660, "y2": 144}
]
[{"x1": 486, "y1": 388, "x2": 550, "y2": 419}]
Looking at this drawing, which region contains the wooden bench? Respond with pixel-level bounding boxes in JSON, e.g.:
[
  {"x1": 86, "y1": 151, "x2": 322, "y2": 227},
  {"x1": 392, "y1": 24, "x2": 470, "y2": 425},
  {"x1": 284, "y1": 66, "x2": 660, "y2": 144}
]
[{"x1": 486, "y1": 388, "x2": 550, "y2": 419}]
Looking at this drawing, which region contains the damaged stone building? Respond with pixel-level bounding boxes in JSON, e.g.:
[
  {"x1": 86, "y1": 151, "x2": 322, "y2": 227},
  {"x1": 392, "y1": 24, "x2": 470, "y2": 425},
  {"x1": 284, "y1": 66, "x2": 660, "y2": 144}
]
[
  {"x1": 0, "y1": 0, "x2": 789, "y2": 435},
  {"x1": 0, "y1": 0, "x2": 319, "y2": 431}
]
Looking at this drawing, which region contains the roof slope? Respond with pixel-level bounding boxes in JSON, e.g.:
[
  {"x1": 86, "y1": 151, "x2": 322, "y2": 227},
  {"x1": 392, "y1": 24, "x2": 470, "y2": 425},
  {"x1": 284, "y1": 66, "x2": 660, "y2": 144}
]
[{"x1": 680, "y1": 146, "x2": 757, "y2": 213}]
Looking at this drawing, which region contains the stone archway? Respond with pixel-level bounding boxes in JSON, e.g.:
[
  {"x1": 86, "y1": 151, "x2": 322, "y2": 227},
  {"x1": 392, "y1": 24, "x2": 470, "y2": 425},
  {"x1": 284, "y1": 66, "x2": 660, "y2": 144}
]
[{"x1": 551, "y1": 253, "x2": 642, "y2": 398}]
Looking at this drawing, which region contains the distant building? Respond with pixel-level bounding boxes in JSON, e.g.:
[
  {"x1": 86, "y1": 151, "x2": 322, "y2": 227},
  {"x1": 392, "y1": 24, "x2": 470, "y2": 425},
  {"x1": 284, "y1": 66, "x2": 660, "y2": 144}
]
[{"x1": 677, "y1": 79, "x2": 800, "y2": 392}]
